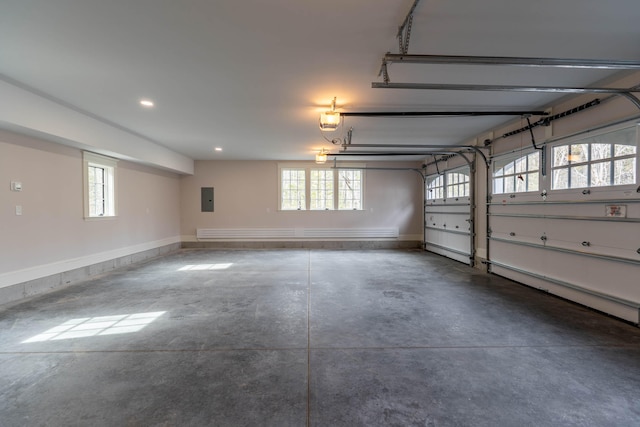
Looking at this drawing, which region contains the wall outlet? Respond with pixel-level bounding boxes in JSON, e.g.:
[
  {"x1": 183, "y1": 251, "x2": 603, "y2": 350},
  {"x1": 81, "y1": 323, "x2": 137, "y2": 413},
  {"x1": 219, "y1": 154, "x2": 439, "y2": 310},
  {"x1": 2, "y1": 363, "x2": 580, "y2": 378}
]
[{"x1": 15, "y1": 205, "x2": 22, "y2": 215}]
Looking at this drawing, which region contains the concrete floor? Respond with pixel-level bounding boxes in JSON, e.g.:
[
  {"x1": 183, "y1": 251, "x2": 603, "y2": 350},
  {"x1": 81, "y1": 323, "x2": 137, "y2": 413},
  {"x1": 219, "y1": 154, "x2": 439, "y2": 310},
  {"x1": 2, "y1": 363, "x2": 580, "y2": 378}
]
[{"x1": 1, "y1": 249, "x2": 639, "y2": 426}]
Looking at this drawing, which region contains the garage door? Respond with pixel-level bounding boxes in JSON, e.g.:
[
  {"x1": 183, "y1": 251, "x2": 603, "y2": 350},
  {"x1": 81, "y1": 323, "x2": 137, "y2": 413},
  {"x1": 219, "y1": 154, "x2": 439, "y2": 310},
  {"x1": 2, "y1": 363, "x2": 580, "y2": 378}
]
[
  {"x1": 425, "y1": 165, "x2": 474, "y2": 266},
  {"x1": 488, "y1": 123, "x2": 640, "y2": 323}
]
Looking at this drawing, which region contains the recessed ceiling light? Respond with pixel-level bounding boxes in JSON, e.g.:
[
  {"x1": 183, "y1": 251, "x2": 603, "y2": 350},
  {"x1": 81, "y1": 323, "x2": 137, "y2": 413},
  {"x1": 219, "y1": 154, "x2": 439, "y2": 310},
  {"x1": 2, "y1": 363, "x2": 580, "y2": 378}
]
[
  {"x1": 140, "y1": 99, "x2": 154, "y2": 107},
  {"x1": 214, "y1": 147, "x2": 223, "y2": 152}
]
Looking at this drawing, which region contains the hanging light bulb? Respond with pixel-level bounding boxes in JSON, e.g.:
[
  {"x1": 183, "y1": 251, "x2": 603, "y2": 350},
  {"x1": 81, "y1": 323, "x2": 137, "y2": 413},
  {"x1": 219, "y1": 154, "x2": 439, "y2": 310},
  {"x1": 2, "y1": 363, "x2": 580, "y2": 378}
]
[
  {"x1": 315, "y1": 148, "x2": 328, "y2": 164},
  {"x1": 319, "y1": 97, "x2": 341, "y2": 131}
]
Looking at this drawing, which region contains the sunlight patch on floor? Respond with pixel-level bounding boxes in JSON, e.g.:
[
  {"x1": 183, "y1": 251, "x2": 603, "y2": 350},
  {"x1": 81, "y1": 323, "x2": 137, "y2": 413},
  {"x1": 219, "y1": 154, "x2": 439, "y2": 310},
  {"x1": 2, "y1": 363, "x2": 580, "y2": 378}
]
[{"x1": 22, "y1": 312, "x2": 166, "y2": 343}]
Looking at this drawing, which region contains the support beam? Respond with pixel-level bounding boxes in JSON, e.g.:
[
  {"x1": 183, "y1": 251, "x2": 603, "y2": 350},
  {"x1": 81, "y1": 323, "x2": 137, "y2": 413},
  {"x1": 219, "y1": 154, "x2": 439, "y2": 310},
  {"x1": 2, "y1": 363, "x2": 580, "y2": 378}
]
[
  {"x1": 383, "y1": 54, "x2": 640, "y2": 70},
  {"x1": 337, "y1": 144, "x2": 489, "y2": 167},
  {"x1": 371, "y1": 82, "x2": 640, "y2": 110},
  {"x1": 371, "y1": 82, "x2": 636, "y2": 94},
  {"x1": 340, "y1": 110, "x2": 548, "y2": 118}
]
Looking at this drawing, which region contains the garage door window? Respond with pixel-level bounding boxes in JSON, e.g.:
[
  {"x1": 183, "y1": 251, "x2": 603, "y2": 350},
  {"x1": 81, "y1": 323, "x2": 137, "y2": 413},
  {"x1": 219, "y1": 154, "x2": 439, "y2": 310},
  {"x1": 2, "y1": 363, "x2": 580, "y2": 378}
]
[
  {"x1": 493, "y1": 151, "x2": 540, "y2": 194},
  {"x1": 427, "y1": 167, "x2": 470, "y2": 200},
  {"x1": 551, "y1": 125, "x2": 637, "y2": 190},
  {"x1": 426, "y1": 175, "x2": 444, "y2": 200}
]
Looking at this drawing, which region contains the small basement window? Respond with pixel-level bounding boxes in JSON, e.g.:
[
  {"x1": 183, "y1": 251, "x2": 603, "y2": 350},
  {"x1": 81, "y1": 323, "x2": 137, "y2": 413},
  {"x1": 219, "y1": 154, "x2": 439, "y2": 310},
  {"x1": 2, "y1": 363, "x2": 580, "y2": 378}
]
[{"x1": 83, "y1": 152, "x2": 118, "y2": 218}]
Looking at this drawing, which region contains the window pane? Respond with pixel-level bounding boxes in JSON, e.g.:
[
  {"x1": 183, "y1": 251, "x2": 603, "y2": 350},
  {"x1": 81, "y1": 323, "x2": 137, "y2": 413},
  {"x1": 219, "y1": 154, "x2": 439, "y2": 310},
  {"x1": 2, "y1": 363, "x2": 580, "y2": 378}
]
[
  {"x1": 553, "y1": 168, "x2": 568, "y2": 190},
  {"x1": 615, "y1": 144, "x2": 636, "y2": 157},
  {"x1": 493, "y1": 177, "x2": 504, "y2": 194},
  {"x1": 88, "y1": 165, "x2": 105, "y2": 216},
  {"x1": 504, "y1": 175, "x2": 515, "y2": 193},
  {"x1": 504, "y1": 162, "x2": 514, "y2": 176},
  {"x1": 591, "y1": 143, "x2": 611, "y2": 161},
  {"x1": 427, "y1": 175, "x2": 445, "y2": 200},
  {"x1": 310, "y1": 169, "x2": 334, "y2": 210},
  {"x1": 493, "y1": 157, "x2": 513, "y2": 175},
  {"x1": 338, "y1": 169, "x2": 363, "y2": 210},
  {"x1": 553, "y1": 146, "x2": 568, "y2": 167},
  {"x1": 590, "y1": 162, "x2": 611, "y2": 187},
  {"x1": 446, "y1": 171, "x2": 469, "y2": 198},
  {"x1": 515, "y1": 174, "x2": 526, "y2": 192},
  {"x1": 614, "y1": 158, "x2": 636, "y2": 185},
  {"x1": 528, "y1": 152, "x2": 540, "y2": 171},
  {"x1": 570, "y1": 144, "x2": 588, "y2": 163},
  {"x1": 570, "y1": 165, "x2": 588, "y2": 188},
  {"x1": 515, "y1": 157, "x2": 527, "y2": 174},
  {"x1": 281, "y1": 168, "x2": 306, "y2": 210},
  {"x1": 527, "y1": 172, "x2": 539, "y2": 192}
]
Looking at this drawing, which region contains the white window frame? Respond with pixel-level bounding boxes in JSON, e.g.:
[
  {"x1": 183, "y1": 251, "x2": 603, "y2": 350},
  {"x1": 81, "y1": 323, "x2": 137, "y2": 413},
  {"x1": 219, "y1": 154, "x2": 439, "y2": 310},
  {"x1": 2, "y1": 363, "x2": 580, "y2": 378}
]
[
  {"x1": 550, "y1": 122, "x2": 638, "y2": 191},
  {"x1": 445, "y1": 167, "x2": 471, "y2": 199},
  {"x1": 426, "y1": 174, "x2": 445, "y2": 200},
  {"x1": 492, "y1": 150, "x2": 541, "y2": 195},
  {"x1": 280, "y1": 167, "x2": 307, "y2": 210},
  {"x1": 426, "y1": 167, "x2": 470, "y2": 201},
  {"x1": 83, "y1": 152, "x2": 118, "y2": 219},
  {"x1": 278, "y1": 163, "x2": 365, "y2": 211}
]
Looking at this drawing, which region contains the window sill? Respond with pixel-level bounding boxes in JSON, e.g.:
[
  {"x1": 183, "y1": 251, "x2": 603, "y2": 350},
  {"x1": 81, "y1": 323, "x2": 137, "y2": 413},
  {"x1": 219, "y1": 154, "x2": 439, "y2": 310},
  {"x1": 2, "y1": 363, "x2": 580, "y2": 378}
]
[
  {"x1": 84, "y1": 215, "x2": 118, "y2": 221},
  {"x1": 278, "y1": 209, "x2": 365, "y2": 212}
]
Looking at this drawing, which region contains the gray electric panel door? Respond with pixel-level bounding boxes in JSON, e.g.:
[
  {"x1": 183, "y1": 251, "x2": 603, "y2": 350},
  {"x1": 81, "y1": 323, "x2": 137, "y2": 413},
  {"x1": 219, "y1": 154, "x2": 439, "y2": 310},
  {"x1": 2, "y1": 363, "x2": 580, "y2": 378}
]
[{"x1": 201, "y1": 187, "x2": 214, "y2": 212}]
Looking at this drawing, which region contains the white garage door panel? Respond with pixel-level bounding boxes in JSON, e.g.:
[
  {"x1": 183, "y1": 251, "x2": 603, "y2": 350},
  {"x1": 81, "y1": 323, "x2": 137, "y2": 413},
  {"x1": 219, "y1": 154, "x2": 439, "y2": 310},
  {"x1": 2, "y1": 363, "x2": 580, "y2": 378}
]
[
  {"x1": 490, "y1": 216, "x2": 545, "y2": 244},
  {"x1": 425, "y1": 201, "x2": 470, "y2": 210},
  {"x1": 491, "y1": 239, "x2": 640, "y2": 322},
  {"x1": 425, "y1": 229, "x2": 470, "y2": 253},
  {"x1": 425, "y1": 245, "x2": 470, "y2": 264},
  {"x1": 426, "y1": 213, "x2": 471, "y2": 232},
  {"x1": 491, "y1": 200, "x2": 640, "y2": 218},
  {"x1": 540, "y1": 247, "x2": 640, "y2": 302},
  {"x1": 490, "y1": 240, "x2": 544, "y2": 271},
  {"x1": 490, "y1": 264, "x2": 640, "y2": 323},
  {"x1": 545, "y1": 219, "x2": 640, "y2": 258}
]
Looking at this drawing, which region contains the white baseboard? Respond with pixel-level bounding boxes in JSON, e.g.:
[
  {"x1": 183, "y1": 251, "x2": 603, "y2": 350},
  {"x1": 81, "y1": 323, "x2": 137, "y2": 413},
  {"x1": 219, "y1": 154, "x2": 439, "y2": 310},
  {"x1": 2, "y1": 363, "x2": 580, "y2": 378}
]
[{"x1": 182, "y1": 233, "x2": 422, "y2": 242}]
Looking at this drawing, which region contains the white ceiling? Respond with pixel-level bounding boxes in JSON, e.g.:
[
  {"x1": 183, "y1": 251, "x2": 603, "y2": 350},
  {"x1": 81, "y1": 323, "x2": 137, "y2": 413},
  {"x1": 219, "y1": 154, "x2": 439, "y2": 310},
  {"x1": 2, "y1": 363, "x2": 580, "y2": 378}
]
[{"x1": 1, "y1": 0, "x2": 639, "y2": 165}]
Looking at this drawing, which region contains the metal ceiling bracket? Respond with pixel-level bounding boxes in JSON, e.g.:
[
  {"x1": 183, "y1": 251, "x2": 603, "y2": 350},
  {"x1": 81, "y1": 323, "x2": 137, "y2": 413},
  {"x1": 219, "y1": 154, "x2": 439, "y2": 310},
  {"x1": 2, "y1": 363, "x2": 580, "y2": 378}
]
[
  {"x1": 382, "y1": 54, "x2": 640, "y2": 70},
  {"x1": 378, "y1": 58, "x2": 390, "y2": 84},
  {"x1": 397, "y1": 0, "x2": 421, "y2": 54}
]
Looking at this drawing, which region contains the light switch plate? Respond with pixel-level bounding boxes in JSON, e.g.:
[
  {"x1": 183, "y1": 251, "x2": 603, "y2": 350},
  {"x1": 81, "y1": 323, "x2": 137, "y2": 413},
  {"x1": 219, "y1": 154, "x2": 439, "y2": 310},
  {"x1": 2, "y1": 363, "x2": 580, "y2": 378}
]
[
  {"x1": 11, "y1": 181, "x2": 22, "y2": 192},
  {"x1": 15, "y1": 205, "x2": 22, "y2": 215}
]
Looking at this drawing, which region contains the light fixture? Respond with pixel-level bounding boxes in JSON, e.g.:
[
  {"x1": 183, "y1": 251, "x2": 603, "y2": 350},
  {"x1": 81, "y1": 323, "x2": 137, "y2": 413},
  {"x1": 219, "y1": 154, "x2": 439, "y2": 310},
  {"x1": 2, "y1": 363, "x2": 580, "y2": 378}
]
[
  {"x1": 214, "y1": 147, "x2": 223, "y2": 152},
  {"x1": 319, "y1": 97, "x2": 341, "y2": 131},
  {"x1": 140, "y1": 99, "x2": 154, "y2": 107},
  {"x1": 315, "y1": 148, "x2": 329, "y2": 164}
]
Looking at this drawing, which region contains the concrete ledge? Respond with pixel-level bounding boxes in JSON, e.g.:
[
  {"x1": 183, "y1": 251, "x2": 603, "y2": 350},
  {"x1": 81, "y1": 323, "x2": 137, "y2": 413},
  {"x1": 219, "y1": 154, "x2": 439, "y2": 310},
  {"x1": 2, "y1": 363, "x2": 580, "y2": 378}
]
[
  {"x1": 0, "y1": 242, "x2": 181, "y2": 308},
  {"x1": 182, "y1": 241, "x2": 422, "y2": 250}
]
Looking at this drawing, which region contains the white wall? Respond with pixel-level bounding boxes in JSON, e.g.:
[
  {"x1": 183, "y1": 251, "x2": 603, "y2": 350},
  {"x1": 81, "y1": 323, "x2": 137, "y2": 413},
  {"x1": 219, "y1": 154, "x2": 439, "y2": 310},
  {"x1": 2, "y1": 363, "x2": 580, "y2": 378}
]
[
  {"x1": 180, "y1": 160, "x2": 423, "y2": 241},
  {"x1": 0, "y1": 130, "x2": 182, "y2": 287}
]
